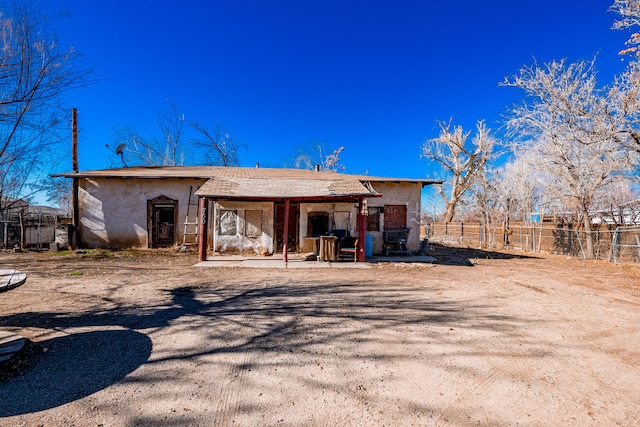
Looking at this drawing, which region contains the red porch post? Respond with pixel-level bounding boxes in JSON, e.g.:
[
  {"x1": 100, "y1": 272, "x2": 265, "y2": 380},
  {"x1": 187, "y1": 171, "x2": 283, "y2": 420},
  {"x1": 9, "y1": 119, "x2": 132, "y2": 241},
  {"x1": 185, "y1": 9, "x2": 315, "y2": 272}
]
[
  {"x1": 198, "y1": 197, "x2": 208, "y2": 262},
  {"x1": 282, "y1": 199, "x2": 290, "y2": 263},
  {"x1": 358, "y1": 198, "x2": 366, "y2": 262}
]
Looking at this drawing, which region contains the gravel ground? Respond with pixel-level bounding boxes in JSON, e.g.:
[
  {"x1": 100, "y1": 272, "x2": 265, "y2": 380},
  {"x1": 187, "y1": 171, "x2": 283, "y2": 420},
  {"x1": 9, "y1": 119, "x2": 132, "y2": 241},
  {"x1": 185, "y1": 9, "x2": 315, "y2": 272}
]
[{"x1": 0, "y1": 247, "x2": 639, "y2": 426}]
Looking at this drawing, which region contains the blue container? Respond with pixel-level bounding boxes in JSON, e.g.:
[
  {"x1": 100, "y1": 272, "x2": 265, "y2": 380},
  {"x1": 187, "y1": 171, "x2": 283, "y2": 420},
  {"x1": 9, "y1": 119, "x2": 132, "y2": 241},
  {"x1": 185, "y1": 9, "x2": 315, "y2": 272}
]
[{"x1": 365, "y1": 234, "x2": 374, "y2": 257}]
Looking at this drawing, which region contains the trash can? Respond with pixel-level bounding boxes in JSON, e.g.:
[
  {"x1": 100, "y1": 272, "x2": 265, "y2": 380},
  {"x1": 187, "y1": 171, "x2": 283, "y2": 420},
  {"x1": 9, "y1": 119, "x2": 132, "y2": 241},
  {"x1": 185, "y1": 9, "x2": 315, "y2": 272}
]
[{"x1": 365, "y1": 233, "x2": 374, "y2": 257}]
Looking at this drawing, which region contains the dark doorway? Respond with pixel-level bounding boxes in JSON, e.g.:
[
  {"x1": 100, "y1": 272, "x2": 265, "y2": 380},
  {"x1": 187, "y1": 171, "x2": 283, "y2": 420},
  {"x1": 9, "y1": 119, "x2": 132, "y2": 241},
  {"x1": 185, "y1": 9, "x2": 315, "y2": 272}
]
[
  {"x1": 275, "y1": 202, "x2": 298, "y2": 252},
  {"x1": 307, "y1": 212, "x2": 329, "y2": 237},
  {"x1": 148, "y1": 196, "x2": 178, "y2": 248}
]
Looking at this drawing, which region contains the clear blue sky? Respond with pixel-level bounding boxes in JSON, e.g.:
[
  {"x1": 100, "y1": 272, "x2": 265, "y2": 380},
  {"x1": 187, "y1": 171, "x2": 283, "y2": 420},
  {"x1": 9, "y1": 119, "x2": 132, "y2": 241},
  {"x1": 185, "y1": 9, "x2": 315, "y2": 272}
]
[{"x1": 50, "y1": 0, "x2": 629, "y2": 179}]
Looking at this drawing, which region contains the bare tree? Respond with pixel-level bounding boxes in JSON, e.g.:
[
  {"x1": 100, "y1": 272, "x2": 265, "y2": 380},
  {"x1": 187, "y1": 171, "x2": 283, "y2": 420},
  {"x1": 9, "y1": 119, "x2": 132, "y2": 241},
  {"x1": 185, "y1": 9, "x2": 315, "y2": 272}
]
[
  {"x1": 593, "y1": 177, "x2": 639, "y2": 225},
  {"x1": 468, "y1": 168, "x2": 502, "y2": 248},
  {"x1": 611, "y1": 0, "x2": 640, "y2": 57},
  {"x1": 503, "y1": 59, "x2": 635, "y2": 258},
  {"x1": 288, "y1": 140, "x2": 346, "y2": 172},
  {"x1": 604, "y1": 0, "x2": 640, "y2": 154},
  {"x1": 497, "y1": 155, "x2": 545, "y2": 223},
  {"x1": 110, "y1": 99, "x2": 186, "y2": 166},
  {"x1": 36, "y1": 176, "x2": 72, "y2": 216},
  {"x1": 421, "y1": 120, "x2": 495, "y2": 223},
  {"x1": 190, "y1": 121, "x2": 244, "y2": 166},
  {"x1": 0, "y1": 0, "x2": 92, "y2": 210}
]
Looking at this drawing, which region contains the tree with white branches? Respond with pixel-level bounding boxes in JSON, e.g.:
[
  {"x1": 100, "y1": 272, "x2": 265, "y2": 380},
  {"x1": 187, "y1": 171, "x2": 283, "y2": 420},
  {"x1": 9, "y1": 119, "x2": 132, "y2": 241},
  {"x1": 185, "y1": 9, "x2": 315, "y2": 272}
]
[
  {"x1": 497, "y1": 155, "x2": 544, "y2": 223},
  {"x1": 502, "y1": 59, "x2": 636, "y2": 258},
  {"x1": 611, "y1": 0, "x2": 640, "y2": 57},
  {"x1": 421, "y1": 120, "x2": 495, "y2": 223},
  {"x1": 289, "y1": 140, "x2": 346, "y2": 172}
]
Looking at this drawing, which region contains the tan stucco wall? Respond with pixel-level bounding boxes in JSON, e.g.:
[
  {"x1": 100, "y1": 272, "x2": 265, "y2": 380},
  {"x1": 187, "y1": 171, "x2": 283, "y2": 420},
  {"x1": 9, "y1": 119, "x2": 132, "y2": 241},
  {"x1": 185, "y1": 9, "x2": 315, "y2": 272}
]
[
  {"x1": 299, "y1": 202, "x2": 358, "y2": 252},
  {"x1": 78, "y1": 177, "x2": 207, "y2": 248},
  {"x1": 77, "y1": 176, "x2": 425, "y2": 254},
  {"x1": 212, "y1": 201, "x2": 275, "y2": 255},
  {"x1": 368, "y1": 182, "x2": 423, "y2": 253}
]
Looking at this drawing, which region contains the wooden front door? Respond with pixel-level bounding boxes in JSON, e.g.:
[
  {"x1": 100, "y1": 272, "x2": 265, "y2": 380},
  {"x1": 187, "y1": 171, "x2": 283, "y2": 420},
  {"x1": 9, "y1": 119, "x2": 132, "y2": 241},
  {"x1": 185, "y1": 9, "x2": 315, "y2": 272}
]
[
  {"x1": 148, "y1": 196, "x2": 178, "y2": 248},
  {"x1": 275, "y1": 202, "x2": 298, "y2": 252}
]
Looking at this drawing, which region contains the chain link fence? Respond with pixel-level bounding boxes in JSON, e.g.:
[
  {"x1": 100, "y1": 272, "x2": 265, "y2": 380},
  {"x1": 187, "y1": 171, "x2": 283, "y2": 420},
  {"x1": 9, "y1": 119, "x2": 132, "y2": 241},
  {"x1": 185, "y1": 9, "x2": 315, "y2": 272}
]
[{"x1": 424, "y1": 222, "x2": 640, "y2": 264}]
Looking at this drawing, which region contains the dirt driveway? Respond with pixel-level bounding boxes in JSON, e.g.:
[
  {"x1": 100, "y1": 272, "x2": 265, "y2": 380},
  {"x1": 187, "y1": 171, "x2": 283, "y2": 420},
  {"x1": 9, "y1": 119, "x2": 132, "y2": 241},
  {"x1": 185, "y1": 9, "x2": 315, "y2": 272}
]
[{"x1": 1, "y1": 247, "x2": 640, "y2": 426}]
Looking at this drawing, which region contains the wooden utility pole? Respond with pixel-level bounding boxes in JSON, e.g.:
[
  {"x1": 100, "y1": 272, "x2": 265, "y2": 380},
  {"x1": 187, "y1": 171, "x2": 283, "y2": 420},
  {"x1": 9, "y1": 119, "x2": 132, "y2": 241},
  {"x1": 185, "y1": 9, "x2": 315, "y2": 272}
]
[
  {"x1": 72, "y1": 108, "x2": 78, "y2": 172},
  {"x1": 71, "y1": 108, "x2": 79, "y2": 249}
]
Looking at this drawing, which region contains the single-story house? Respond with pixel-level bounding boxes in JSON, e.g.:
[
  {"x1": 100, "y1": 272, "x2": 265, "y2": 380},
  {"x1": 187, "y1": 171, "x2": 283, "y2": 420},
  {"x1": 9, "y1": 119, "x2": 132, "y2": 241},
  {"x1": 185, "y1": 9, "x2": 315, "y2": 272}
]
[{"x1": 54, "y1": 166, "x2": 440, "y2": 261}]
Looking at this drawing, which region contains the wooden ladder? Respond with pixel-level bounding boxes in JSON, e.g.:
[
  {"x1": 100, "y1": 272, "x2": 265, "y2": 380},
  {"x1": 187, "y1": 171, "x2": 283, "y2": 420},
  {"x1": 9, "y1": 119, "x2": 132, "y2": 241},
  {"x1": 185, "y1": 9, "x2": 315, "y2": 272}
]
[{"x1": 181, "y1": 186, "x2": 199, "y2": 248}]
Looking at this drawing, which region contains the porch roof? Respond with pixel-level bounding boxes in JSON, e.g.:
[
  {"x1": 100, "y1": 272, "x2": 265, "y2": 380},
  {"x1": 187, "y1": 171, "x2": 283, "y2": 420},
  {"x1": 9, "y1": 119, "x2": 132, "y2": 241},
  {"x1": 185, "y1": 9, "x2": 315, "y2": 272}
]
[{"x1": 194, "y1": 176, "x2": 378, "y2": 200}]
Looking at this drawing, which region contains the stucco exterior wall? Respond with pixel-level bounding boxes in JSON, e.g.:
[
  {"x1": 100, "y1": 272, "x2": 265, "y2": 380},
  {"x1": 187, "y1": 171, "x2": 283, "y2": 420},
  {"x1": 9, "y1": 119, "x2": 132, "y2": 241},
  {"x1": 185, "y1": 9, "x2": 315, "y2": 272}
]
[
  {"x1": 76, "y1": 175, "x2": 425, "y2": 254},
  {"x1": 212, "y1": 201, "x2": 275, "y2": 255},
  {"x1": 78, "y1": 177, "x2": 207, "y2": 248},
  {"x1": 368, "y1": 182, "x2": 423, "y2": 253},
  {"x1": 298, "y1": 202, "x2": 358, "y2": 252}
]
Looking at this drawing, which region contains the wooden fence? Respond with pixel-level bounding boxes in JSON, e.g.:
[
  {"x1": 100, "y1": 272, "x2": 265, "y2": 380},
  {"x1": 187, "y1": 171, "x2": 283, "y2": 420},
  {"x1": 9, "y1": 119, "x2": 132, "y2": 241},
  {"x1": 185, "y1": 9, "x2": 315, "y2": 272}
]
[
  {"x1": 0, "y1": 213, "x2": 68, "y2": 250},
  {"x1": 423, "y1": 222, "x2": 640, "y2": 263}
]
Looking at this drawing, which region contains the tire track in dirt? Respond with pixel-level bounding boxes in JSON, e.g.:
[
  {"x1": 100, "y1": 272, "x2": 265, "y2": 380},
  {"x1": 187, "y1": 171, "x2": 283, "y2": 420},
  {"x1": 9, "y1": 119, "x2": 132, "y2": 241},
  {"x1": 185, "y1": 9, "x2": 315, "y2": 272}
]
[
  {"x1": 550, "y1": 371, "x2": 640, "y2": 426},
  {"x1": 621, "y1": 404, "x2": 640, "y2": 427},
  {"x1": 207, "y1": 286, "x2": 263, "y2": 426},
  {"x1": 209, "y1": 351, "x2": 256, "y2": 425},
  {"x1": 434, "y1": 368, "x2": 503, "y2": 426},
  {"x1": 350, "y1": 313, "x2": 443, "y2": 423}
]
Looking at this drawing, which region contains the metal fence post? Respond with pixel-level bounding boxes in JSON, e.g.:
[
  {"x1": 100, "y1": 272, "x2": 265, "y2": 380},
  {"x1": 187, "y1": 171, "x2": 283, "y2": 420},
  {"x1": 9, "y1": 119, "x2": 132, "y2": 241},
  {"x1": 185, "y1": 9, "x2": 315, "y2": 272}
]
[{"x1": 575, "y1": 230, "x2": 586, "y2": 259}]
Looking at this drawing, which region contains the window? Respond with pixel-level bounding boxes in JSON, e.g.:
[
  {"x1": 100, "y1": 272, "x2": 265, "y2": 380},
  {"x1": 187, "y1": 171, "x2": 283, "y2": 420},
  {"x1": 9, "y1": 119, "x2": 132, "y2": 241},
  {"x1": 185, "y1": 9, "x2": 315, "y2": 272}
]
[
  {"x1": 307, "y1": 212, "x2": 329, "y2": 237},
  {"x1": 367, "y1": 207, "x2": 381, "y2": 231},
  {"x1": 245, "y1": 210, "x2": 263, "y2": 237},
  {"x1": 218, "y1": 210, "x2": 237, "y2": 236}
]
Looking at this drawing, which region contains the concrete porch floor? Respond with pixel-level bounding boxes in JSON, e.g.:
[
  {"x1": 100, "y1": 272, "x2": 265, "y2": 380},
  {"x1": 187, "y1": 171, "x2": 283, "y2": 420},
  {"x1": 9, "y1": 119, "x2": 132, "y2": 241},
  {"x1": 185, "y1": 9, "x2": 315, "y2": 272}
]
[{"x1": 194, "y1": 253, "x2": 437, "y2": 269}]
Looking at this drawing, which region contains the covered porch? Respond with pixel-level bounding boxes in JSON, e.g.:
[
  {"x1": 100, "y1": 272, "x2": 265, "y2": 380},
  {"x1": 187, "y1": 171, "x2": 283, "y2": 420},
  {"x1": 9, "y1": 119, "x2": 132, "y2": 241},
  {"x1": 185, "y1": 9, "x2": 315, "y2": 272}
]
[{"x1": 194, "y1": 173, "x2": 381, "y2": 263}]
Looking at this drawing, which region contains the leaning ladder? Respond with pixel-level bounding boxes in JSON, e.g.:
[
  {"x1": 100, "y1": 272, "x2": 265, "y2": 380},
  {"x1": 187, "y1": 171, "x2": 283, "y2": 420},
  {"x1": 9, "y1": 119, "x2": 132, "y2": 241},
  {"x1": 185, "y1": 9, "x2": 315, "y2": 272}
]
[{"x1": 182, "y1": 186, "x2": 199, "y2": 248}]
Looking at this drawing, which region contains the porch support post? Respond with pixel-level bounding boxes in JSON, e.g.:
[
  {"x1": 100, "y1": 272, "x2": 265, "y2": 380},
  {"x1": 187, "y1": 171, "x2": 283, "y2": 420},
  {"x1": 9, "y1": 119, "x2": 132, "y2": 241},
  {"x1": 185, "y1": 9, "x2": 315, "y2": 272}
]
[
  {"x1": 358, "y1": 198, "x2": 366, "y2": 262},
  {"x1": 282, "y1": 199, "x2": 290, "y2": 263},
  {"x1": 198, "y1": 197, "x2": 208, "y2": 262}
]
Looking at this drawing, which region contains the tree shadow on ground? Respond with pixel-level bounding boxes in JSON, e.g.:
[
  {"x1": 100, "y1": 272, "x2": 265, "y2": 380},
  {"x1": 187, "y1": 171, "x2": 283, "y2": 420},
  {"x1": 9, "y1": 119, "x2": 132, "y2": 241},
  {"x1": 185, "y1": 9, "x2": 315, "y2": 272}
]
[
  {"x1": 429, "y1": 243, "x2": 541, "y2": 266},
  {"x1": 0, "y1": 281, "x2": 526, "y2": 362},
  {"x1": 0, "y1": 277, "x2": 533, "y2": 421},
  {"x1": 0, "y1": 329, "x2": 151, "y2": 416}
]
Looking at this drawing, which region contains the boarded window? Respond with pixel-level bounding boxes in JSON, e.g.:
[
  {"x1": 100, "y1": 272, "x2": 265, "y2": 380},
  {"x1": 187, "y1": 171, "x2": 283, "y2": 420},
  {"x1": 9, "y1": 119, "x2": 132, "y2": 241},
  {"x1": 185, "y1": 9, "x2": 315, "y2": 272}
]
[
  {"x1": 219, "y1": 210, "x2": 237, "y2": 236},
  {"x1": 384, "y1": 205, "x2": 407, "y2": 230},
  {"x1": 245, "y1": 210, "x2": 263, "y2": 237},
  {"x1": 367, "y1": 207, "x2": 381, "y2": 231}
]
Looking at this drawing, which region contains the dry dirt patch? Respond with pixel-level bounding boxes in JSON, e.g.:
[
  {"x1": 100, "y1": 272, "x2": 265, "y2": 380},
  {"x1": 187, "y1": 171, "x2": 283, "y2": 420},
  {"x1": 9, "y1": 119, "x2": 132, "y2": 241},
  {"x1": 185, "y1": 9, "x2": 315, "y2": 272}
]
[{"x1": 1, "y1": 248, "x2": 639, "y2": 426}]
